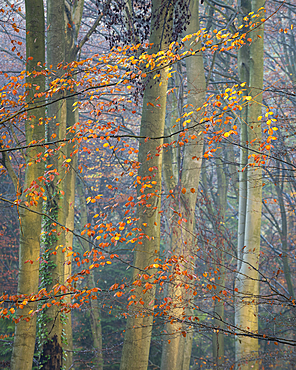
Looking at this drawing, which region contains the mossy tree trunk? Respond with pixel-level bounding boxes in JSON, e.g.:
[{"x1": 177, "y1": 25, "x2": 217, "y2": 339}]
[
  {"x1": 39, "y1": 0, "x2": 67, "y2": 368},
  {"x1": 10, "y1": 1, "x2": 45, "y2": 369}
]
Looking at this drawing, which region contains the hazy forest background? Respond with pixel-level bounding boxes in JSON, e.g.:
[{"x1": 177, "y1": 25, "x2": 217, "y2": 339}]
[{"x1": 0, "y1": 0, "x2": 296, "y2": 369}]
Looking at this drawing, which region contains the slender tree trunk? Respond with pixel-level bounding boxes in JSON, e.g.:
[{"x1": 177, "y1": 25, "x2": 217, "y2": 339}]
[
  {"x1": 235, "y1": 1, "x2": 264, "y2": 368},
  {"x1": 62, "y1": 108, "x2": 76, "y2": 369},
  {"x1": 236, "y1": 0, "x2": 250, "y2": 277},
  {"x1": 274, "y1": 165, "x2": 295, "y2": 300},
  {"x1": 77, "y1": 179, "x2": 103, "y2": 369},
  {"x1": 88, "y1": 271, "x2": 104, "y2": 370},
  {"x1": 63, "y1": 3, "x2": 85, "y2": 368},
  {"x1": 161, "y1": 2, "x2": 206, "y2": 369},
  {"x1": 212, "y1": 148, "x2": 229, "y2": 368},
  {"x1": 120, "y1": 2, "x2": 173, "y2": 369},
  {"x1": 235, "y1": 0, "x2": 250, "y2": 365},
  {"x1": 10, "y1": 2, "x2": 45, "y2": 369},
  {"x1": 275, "y1": 165, "x2": 296, "y2": 370}
]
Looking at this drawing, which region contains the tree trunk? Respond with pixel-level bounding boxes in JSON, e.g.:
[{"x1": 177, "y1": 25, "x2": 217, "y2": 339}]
[
  {"x1": 62, "y1": 101, "x2": 77, "y2": 369},
  {"x1": 161, "y1": 1, "x2": 206, "y2": 369},
  {"x1": 87, "y1": 271, "x2": 104, "y2": 370},
  {"x1": 77, "y1": 179, "x2": 104, "y2": 369},
  {"x1": 235, "y1": 1, "x2": 264, "y2": 368},
  {"x1": 62, "y1": 3, "x2": 84, "y2": 364},
  {"x1": 10, "y1": 1, "x2": 45, "y2": 369},
  {"x1": 275, "y1": 165, "x2": 296, "y2": 370},
  {"x1": 39, "y1": 1, "x2": 66, "y2": 368},
  {"x1": 120, "y1": 2, "x2": 173, "y2": 369},
  {"x1": 236, "y1": 0, "x2": 251, "y2": 278},
  {"x1": 212, "y1": 148, "x2": 229, "y2": 368}
]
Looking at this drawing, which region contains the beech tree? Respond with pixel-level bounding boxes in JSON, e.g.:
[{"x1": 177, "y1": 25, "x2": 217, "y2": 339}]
[
  {"x1": 1, "y1": 1, "x2": 296, "y2": 369},
  {"x1": 120, "y1": 1, "x2": 173, "y2": 369},
  {"x1": 10, "y1": 1, "x2": 45, "y2": 369},
  {"x1": 235, "y1": 1, "x2": 265, "y2": 368},
  {"x1": 160, "y1": 1, "x2": 206, "y2": 369}
]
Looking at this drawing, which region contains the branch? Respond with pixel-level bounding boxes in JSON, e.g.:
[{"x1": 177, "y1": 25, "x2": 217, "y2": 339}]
[
  {"x1": 0, "y1": 47, "x2": 25, "y2": 64},
  {"x1": 77, "y1": 0, "x2": 112, "y2": 52},
  {"x1": 4, "y1": 0, "x2": 25, "y2": 19},
  {"x1": 0, "y1": 195, "x2": 146, "y2": 274}
]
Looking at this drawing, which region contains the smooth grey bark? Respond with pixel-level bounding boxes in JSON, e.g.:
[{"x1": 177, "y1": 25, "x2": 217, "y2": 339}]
[
  {"x1": 236, "y1": 0, "x2": 251, "y2": 276},
  {"x1": 77, "y1": 179, "x2": 103, "y2": 369},
  {"x1": 212, "y1": 147, "x2": 229, "y2": 368},
  {"x1": 120, "y1": 1, "x2": 173, "y2": 369},
  {"x1": 235, "y1": 1, "x2": 265, "y2": 368},
  {"x1": 161, "y1": 1, "x2": 206, "y2": 369},
  {"x1": 63, "y1": 2, "x2": 84, "y2": 367}
]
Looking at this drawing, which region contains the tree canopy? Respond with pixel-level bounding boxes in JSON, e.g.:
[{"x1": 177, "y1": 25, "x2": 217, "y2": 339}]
[{"x1": 0, "y1": 0, "x2": 296, "y2": 369}]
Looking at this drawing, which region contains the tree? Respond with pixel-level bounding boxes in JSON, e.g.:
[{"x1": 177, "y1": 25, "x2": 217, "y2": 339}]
[
  {"x1": 10, "y1": 1, "x2": 45, "y2": 369},
  {"x1": 120, "y1": 1, "x2": 173, "y2": 369},
  {"x1": 160, "y1": 1, "x2": 206, "y2": 369},
  {"x1": 37, "y1": 0, "x2": 67, "y2": 367},
  {"x1": 235, "y1": 1, "x2": 265, "y2": 368}
]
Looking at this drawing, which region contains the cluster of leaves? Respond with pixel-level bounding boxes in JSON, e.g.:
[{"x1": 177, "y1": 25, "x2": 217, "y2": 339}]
[{"x1": 1, "y1": 1, "x2": 296, "y2": 368}]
